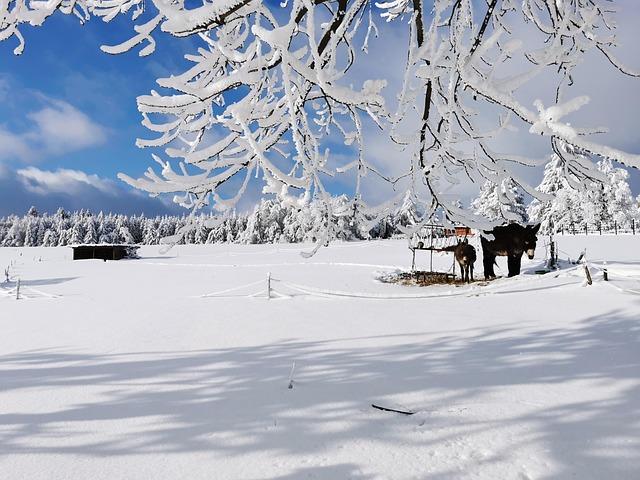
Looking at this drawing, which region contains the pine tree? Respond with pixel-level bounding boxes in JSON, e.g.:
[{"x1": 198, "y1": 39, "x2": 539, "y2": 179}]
[
  {"x1": 601, "y1": 159, "x2": 634, "y2": 227},
  {"x1": 142, "y1": 218, "x2": 159, "y2": 245},
  {"x1": 500, "y1": 178, "x2": 528, "y2": 223},
  {"x1": 83, "y1": 216, "x2": 98, "y2": 244},
  {"x1": 471, "y1": 181, "x2": 503, "y2": 221},
  {"x1": 527, "y1": 155, "x2": 577, "y2": 233},
  {"x1": 396, "y1": 191, "x2": 420, "y2": 229},
  {"x1": 69, "y1": 218, "x2": 86, "y2": 245}
]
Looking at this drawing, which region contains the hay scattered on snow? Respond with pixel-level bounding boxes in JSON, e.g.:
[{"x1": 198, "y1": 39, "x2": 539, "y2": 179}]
[{"x1": 377, "y1": 270, "x2": 455, "y2": 286}]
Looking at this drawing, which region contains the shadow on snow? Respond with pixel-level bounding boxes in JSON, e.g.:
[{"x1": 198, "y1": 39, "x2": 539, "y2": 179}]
[{"x1": 1, "y1": 309, "x2": 639, "y2": 479}]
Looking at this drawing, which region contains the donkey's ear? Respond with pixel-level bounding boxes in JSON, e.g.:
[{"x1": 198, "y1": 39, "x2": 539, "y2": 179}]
[{"x1": 530, "y1": 223, "x2": 541, "y2": 234}]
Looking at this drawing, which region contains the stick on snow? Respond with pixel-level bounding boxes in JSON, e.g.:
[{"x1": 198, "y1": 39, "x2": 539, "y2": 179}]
[
  {"x1": 371, "y1": 404, "x2": 414, "y2": 415},
  {"x1": 287, "y1": 361, "x2": 295, "y2": 389}
]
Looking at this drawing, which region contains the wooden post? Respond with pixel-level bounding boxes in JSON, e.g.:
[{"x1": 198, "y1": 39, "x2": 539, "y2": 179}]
[
  {"x1": 603, "y1": 262, "x2": 608, "y2": 281},
  {"x1": 411, "y1": 248, "x2": 416, "y2": 271},
  {"x1": 287, "y1": 361, "x2": 296, "y2": 389},
  {"x1": 583, "y1": 264, "x2": 592, "y2": 286},
  {"x1": 266, "y1": 272, "x2": 271, "y2": 299},
  {"x1": 429, "y1": 227, "x2": 434, "y2": 272},
  {"x1": 614, "y1": 221, "x2": 618, "y2": 235},
  {"x1": 548, "y1": 238, "x2": 556, "y2": 269},
  {"x1": 599, "y1": 223, "x2": 602, "y2": 235},
  {"x1": 16, "y1": 278, "x2": 20, "y2": 300},
  {"x1": 633, "y1": 219, "x2": 636, "y2": 235},
  {"x1": 585, "y1": 224, "x2": 588, "y2": 236}
]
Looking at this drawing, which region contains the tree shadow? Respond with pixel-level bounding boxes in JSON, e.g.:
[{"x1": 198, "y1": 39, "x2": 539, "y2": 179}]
[
  {"x1": 7, "y1": 277, "x2": 79, "y2": 287},
  {"x1": 1, "y1": 310, "x2": 639, "y2": 478}
]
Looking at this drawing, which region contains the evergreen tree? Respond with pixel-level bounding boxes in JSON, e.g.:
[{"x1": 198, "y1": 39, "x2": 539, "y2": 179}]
[
  {"x1": 471, "y1": 181, "x2": 503, "y2": 221},
  {"x1": 500, "y1": 178, "x2": 528, "y2": 224},
  {"x1": 600, "y1": 158, "x2": 634, "y2": 227},
  {"x1": 527, "y1": 154, "x2": 573, "y2": 233},
  {"x1": 69, "y1": 218, "x2": 86, "y2": 245},
  {"x1": 83, "y1": 216, "x2": 98, "y2": 244},
  {"x1": 396, "y1": 191, "x2": 420, "y2": 228}
]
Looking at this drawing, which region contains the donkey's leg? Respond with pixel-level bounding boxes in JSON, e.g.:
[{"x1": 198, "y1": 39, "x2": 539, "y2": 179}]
[
  {"x1": 470, "y1": 264, "x2": 474, "y2": 282},
  {"x1": 483, "y1": 254, "x2": 496, "y2": 279},
  {"x1": 507, "y1": 255, "x2": 522, "y2": 277},
  {"x1": 513, "y1": 254, "x2": 522, "y2": 275}
]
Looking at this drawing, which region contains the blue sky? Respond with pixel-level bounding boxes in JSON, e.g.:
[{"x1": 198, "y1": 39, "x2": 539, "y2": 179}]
[
  {"x1": 0, "y1": 12, "x2": 197, "y2": 216},
  {"x1": 1, "y1": 4, "x2": 639, "y2": 217}
]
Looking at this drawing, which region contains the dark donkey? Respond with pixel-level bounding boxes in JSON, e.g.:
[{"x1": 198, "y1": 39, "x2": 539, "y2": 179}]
[
  {"x1": 442, "y1": 238, "x2": 477, "y2": 283},
  {"x1": 480, "y1": 223, "x2": 541, "y2": 279},
  {"x1": 455, "y1": 239, "x2": 477, "y2": 283}
]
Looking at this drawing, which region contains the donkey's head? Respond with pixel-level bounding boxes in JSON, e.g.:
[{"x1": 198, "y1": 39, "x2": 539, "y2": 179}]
[{"x1": 523, "y1": 223, "x2": 541, "y2": 259}]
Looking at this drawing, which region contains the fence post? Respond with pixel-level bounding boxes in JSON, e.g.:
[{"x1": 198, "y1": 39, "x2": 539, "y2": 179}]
[
  {"x1": 266, "y1": 272, "x2": 271, "y2": 299},
  {"x1": 614, "y1": 221, "x2": 618, "y2": 235},
  {"x1": 585, "y1": 224, "x2": 588, "y2": 236},
  {"x1": 603, "y1": 262, "x2": 608, "y2": 281},
  {"x1": 633, "y1": 219, "x2": 636, "y2": 235},
  {"x1": 16, "y1": 278, "x2": 20, "y2": 300},
  {"x1": 583, "y1": 264, "x2": 592, "y2": 286},
  {"x1": 599, "y1": 223, "x2": 602, "y2": 235}
]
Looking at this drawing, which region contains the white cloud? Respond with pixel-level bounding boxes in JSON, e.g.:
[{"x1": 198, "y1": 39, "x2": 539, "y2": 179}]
[
  {"x1": 17, "y1": 167, "x2": 117, "y2": 196},
  {"x1": 0, "y1": 99, "x2": 107, "y2": 161},
  {"x1": 0, "y1": 126, "x2": 32, "y2": 161},
  {"x1": 26, "y1": 99, "x2": 107, "y2": 153}
]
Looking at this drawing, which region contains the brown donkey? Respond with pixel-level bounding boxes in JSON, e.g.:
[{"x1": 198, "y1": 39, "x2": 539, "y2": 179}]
[{"x1": 455, "y1": 239, "x2": 477, "y2": 283}]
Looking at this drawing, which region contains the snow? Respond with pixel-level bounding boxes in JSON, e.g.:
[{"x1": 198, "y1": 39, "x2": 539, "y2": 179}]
[{"x1": 1, "y1": 236, "x2": 639, "y2": 479}]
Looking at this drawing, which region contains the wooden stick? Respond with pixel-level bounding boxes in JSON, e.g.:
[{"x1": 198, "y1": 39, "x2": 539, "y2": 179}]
[
  {"x1": 287, "y1": 361, "x2": 295, "y2": 389},
  {"x1": 371, "y1": 404, "x2": 414, "y2": 415},
  {"x1": 583, "y1": 264, "x2": 593, "y2": 286}
]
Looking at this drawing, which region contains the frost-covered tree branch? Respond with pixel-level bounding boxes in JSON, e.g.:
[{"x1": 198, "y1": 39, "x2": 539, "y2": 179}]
[{"x1": 3, "y1": 0, "x2": 639, "y2": 238}]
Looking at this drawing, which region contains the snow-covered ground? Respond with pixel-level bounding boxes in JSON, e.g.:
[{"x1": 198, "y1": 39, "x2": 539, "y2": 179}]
[{"x1": 1, "y1": 235, "x2": 639, "y2": 479}]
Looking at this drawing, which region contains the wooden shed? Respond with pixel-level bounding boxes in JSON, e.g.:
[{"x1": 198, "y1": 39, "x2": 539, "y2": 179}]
[{"x1": 71, "y1": 244, "x2": 140, "y2": 261}]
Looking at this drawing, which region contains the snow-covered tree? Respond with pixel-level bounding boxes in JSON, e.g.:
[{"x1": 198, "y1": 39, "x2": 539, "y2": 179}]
[
  {"x1": 501, "y1": 179, "x2": 528, "y2": 224},
  {"x1": 472, "y1": 178, "x2": 528, "y2": 224},
  {"x1": 4, "y1": 0, "x2": 640, "y2": 244},
  {"x1": 396, "y1": 191, "x2": 421, "y2": 229},
  {"x1": 528, "y1": 154, "x2": 577, "y2": 232},
  {"x1": 69, "y1": 218, "x2": 86, "y2": 245},
  {"x1": 599, "y1": 158, "x2": 634, "y2": 227},
  {"x1": 471, "y1": 181, "x2": 503, "y2": 222},
  {"x1": 83, "y1": 216, "x2": 98, "y2": 244}
]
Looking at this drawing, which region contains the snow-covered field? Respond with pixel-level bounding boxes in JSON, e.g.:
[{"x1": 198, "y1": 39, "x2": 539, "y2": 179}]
[{"x1": 1, "y1": 236, "x2": 639, "y2": 479}]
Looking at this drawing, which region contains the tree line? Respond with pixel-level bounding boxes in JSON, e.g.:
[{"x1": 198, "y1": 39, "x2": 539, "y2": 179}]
[
  {"x1": 2, "y1": 155, "x2": 638, "y2": 247},
  {"x1": 471, "y1": 157, "x2": 640, "y2": 233},
  {"x1": 0, "y1": 195, "x2": 413, "y2": 247}
]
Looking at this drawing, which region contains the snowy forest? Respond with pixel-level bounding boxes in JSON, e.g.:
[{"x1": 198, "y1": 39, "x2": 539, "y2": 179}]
[{"x1": 2, "y1": 155, "x2": 638, "y2": 247}]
